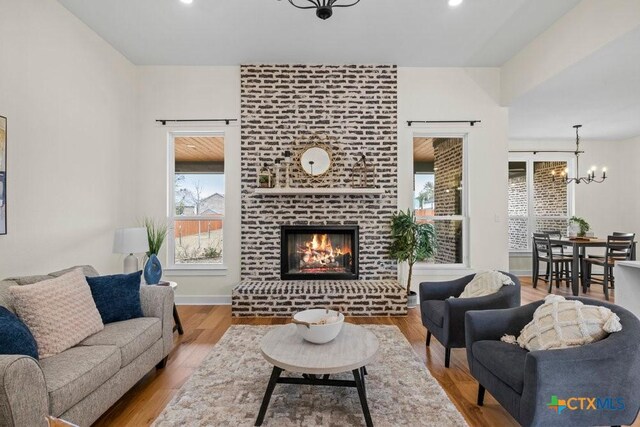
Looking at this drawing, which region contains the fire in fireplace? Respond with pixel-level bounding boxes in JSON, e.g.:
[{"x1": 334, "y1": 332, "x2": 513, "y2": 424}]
[{"x1": 281, "y1": 225, "x2": 359, "y2": 280}]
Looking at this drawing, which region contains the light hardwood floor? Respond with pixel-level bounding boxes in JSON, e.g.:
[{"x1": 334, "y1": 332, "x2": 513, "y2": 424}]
[{"x1": 94, "y1": 278, "x2": 639, "y2": 427}]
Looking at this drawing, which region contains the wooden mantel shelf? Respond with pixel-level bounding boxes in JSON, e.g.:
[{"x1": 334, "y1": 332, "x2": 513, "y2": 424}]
[{"x1": 253, "y1": 187, "x2": 385, "y2": 195}]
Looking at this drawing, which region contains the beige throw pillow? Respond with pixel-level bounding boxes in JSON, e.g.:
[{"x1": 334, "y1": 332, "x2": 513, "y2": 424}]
[
  {"x1": 10, "y1": 269, "x2": 104, "y2": 358},
  {"x1": 458, "y1": 270, "x2": 514, "y2": 299},
  {"x1": 503, "y1": 295, "x2": 622, "y2": 351}
]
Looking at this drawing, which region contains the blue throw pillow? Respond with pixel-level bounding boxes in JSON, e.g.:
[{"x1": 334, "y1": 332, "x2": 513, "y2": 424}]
[
  {"x1": 0, "y1": 306, "x2": 39, "y2": 359},
  {"x1": 86, "y1": 271, "x2": 144, "y2": 324}
]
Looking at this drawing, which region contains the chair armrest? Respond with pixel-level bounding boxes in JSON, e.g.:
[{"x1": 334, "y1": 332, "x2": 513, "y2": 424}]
[
  {"x1": 0, "y1": 355, "x2": 48, "y2": 427},
  {"x1": 419, "y1": 274, "x2": 474, "y2": 302},
  {"x1": 140, "y1": 285, "x2": 175, "y2": 357},
  {"x1": 445, "y1": 287, "x2": 520, "y2": 345},
  {"x1": 465, "y1": 302, "x2": 540, "y2": 346}
]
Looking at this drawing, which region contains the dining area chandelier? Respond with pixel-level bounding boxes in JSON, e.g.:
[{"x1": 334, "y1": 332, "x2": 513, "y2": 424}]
[
  {"x1": 281, "y1": 0, "x2": 361, "y2": 20},
  {"x1": 552, "y1": 125, "x2": 607, "y2": 185}
]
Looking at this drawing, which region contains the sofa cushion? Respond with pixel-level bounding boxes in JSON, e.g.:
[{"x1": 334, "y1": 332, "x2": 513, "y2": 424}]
[
  {"x1": 9, "y1": 269, "x2": 104, "y2": 358},
  {"x1": 80, "y1": 317, "x2": 161, "y2": 367},
  {"x1": 40, "y1": 345, "x2": 120, "y2": 417},
  {"x1": 0, "y1": 280, "x2": 16, "y2": 312},
  {"x1": 473, "y1": 340, "x2": 528, "y2": 394},
  {"x1": 0, "y1": 306, "x2": 39, "y2": 359},
  {"x1": 86, "y1": 271, "x2": 143, "y2": 324},
  {"x1": 422, "y1": 300, "x2": 445, "y2": 328}
]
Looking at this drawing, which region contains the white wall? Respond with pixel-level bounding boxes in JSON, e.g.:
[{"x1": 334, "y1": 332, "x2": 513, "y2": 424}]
[
  {"x1": 508, "y1": 138, "x2": 633, "y2": 273},
  {"x1": 135, "y1": 67, "x2": 241, "y2": 301},
  {"x1": 0, "y1": 0, "x2": 138, "y2": 277},
  {"x1": 398, "y1": 68, "x2": 510, "y2": 289}
]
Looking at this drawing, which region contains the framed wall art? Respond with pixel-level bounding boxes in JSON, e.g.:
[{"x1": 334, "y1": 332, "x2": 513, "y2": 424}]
[{"x1": 0, "y1": 116, "x2": 6, "y2": 235}]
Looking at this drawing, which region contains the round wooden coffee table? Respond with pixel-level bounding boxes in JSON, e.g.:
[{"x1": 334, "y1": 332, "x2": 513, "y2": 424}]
[{"x1": 256, "y1": 323, "x2": 379, "y2": 427}]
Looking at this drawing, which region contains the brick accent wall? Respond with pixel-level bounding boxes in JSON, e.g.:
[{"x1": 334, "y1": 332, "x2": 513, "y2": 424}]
[
  {"x1": 433, "y1": 139, "x2": 463, "y2": 264},
  {"x1": 508, "y1": 174, "x2": 527, "y2": 250},
  {"x1": 240, "y1": 65, "x2": 398, "y2": 281}
]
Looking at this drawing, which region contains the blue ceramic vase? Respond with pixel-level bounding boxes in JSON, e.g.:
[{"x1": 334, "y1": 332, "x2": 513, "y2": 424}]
[{"x1": 144, "y1": 254, "x2": 162, "y2": 285}]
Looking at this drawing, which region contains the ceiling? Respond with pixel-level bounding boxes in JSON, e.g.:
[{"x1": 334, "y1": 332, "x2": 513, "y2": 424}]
[
  {"x1": 175, "y1": 136, "x2": 224, "y2": 162},
  {"x1": 56, "y1": 0, "x2": 579, "y2": 66},
  {"x1": 509, "y1": 27, "x2": 640, "y2": 141},
  {"x1": 413, "y1": 137, "x2": 435, "y2": 163}
]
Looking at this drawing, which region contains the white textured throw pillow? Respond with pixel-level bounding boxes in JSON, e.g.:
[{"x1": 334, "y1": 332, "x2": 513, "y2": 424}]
[
  {"x1": 503, "y1": 295, "x2": 622, "y2": 351},
  {"x1": 458, "y1": 270, "x2": 514, "y2": 299},
  {"x1": 10, "y1": 269, "x2": 104, "y2": 358}
]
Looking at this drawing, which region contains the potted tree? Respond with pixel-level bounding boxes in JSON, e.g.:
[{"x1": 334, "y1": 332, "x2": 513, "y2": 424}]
[{"x1": 389, "y1": 209, "x2": 437, "y2": 308}]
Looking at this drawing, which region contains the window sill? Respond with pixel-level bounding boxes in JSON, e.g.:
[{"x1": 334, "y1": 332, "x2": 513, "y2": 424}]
[{"x1": 163, "y1": 266, "x2": 228, "y2": 277}]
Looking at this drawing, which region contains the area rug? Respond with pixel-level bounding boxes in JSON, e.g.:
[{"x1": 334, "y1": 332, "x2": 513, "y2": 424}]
[{"x1": 153, "y1": 325, "x2": 467, "y2": 426}]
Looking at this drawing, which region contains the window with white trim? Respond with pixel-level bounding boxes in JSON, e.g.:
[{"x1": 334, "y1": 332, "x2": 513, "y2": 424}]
[
  {"x1": 413, "y1": 136, "x2": 468, "y2": 266},
  {"x1": 169, "y1": 132, "x2": 225, "y2": 267},
  {"x1": 508, "y1": 155, "x2": 574, "y2": 252}
]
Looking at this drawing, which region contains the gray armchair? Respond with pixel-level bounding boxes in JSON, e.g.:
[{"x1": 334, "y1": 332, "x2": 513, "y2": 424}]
[
  {"x1": 465, "y1": 298, "x2": 640, "y2": 427},
  {"x1": 419, "y1": 272, "x2": 520, "y2": 367}
]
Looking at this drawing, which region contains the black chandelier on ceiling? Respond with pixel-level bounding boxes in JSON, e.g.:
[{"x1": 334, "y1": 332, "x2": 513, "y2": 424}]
[
  {"x1": 283, "y1": 0, "x2": 361, "y2": 20},
  {"x1": 552, "y1": 125, "x2": 607, "y2": 185}
]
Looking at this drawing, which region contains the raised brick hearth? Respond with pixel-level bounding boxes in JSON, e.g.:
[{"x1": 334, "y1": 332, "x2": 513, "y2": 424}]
[{"x1": 232, "y1": 280, "x2": 407, "y2": 317}]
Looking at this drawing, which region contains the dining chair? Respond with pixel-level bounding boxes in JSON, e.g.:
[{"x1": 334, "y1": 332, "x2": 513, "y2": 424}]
[
  {"x1": 532, "y1": 233, "x2": 573, "y2": 292},
  {"x1": 583, "y1": 234, "x2": 635, "y2": 300}
]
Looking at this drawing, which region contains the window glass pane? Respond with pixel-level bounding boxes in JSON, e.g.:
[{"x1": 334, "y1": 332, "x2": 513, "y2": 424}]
[
  {"x1": 434, "y1": 139, "x2": 463, "y2": 216},
  {"x1": 416, "y1": 218, "x2": 464, "y2": 264},
  {"x1": 533, "y1": 161, "x2": 567, "y2": 217},
  {"x1": 174, "y1": 219, "x2": 223, "y2": 264},
  {"x1": 535, "y1": 218, "x2": 568, "y2": 235},
  {"x1": 509, "y1": 217, "x2": 528, "y2": 250},
  {"x1": 175, "y1": 173, "x2": 224, "y2": 216},
  {"x1": 509, "y1": 161, "x2": 527, "y2": 216},
  {"x1": 414, "y1": 173, "x2": 434, "y2": 214}
]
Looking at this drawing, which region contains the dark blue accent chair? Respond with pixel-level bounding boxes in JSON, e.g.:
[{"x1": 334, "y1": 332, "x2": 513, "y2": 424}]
[
  {"x1": 419, "y1": 272, "x2": 521, "y2": 367},
  {"x1": 465, "y1": 297, "x2": 640, "y2": 427}
]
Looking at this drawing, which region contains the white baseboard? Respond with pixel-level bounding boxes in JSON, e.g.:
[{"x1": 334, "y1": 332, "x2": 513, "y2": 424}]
[
  {"x1": 510, "y1": 270, "x2": 532, "y2": 276},
  {"x1": 174, "y1": 295, "x2": 232, "y2": 305}
]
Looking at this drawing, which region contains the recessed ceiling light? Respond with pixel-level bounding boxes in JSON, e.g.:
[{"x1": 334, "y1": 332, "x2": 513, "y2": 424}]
[
  {"x1": 180, "y1": 0, "x2": 193, "y2": 5},
  {"x1": 186, "y1": 144, "x2": 197, "y2": 148},
  {"x1": 448, "y1": 0, "x2": 463, "y2": 7}
]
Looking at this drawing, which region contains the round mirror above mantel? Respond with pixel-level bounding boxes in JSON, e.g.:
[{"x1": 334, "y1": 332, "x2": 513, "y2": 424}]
[{"x1": 300, "y1": 146, "x2": 331, "y2": 177}]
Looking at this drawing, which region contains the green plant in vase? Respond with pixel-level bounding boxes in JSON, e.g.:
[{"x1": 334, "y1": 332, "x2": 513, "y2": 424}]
[
  {"x1": 569, "y1": 216, "x2": 590, "y2": 238},
  {"x1": 389, "y1": 209, "x2": 437, "y2": 308},
  {"x1": 142, "y1": 218, "x2": 168, "y2": 284}
]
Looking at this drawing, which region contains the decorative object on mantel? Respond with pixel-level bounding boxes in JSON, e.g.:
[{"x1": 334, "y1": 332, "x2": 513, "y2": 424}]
[
  {"x1": 283, "y1": 150, "x2": 293, "y2": 188},
  {"x1": 279, "y1": 0, "x2": 361, "y2": 20},
  {"x1": 113, "y1": 227, "x2": 149, "y2": 273},
  {"x1": 389, "y1": 209, "x2": 437, "y2": 308},
  {"x1": 294, "y1": 133, "x2": 336, "y2": 187},
  {"x1": 143, "y1": 217, "x2": 168, "y2": 284},
  {"x1": 0, "y1": 115, "x2": 6, "y2": 235},
  {"x1": 552, "y1": 125, "x2": 607, "y2": 185},
  {"x1": 273, "y1": 158, "x2": 282, "y2": 188},
  {"x1": 351, "y1": 153, "x2": 376, "y2": 188},
  {"x1": 567, "y1": 216, "x2": 591, "y2": 238},
  {"x1": 258, "y1": 163, "x2": 273, "y2": 188}
]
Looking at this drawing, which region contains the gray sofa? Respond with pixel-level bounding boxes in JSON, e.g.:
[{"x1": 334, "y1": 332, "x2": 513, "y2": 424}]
[
  {"x1": 0, "y1": 266, "x2": 175, "y2": 427},
  {"x1": 465, "y1": 297, "x2": 640, "y2": 427}
]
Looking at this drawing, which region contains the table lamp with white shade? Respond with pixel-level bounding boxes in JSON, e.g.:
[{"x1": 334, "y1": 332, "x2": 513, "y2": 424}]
[{"x1": 113, "y1": 227, "x2": 149, "y2": 273}]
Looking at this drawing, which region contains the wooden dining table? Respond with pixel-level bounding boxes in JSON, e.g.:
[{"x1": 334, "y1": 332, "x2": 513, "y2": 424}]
[{"x1": 548, "y1": 237, "x2": 638, "y2": 296}]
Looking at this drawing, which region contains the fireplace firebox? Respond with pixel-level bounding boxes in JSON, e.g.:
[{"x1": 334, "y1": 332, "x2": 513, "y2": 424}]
[{"x1": 281, "y1": 225, "x2": 359, "y2": 280}]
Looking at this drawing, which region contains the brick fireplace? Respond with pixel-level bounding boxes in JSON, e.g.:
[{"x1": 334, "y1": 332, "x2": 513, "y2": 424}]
[{"x1": 232, "y1": 64, "x2": 406, "y2": 317}]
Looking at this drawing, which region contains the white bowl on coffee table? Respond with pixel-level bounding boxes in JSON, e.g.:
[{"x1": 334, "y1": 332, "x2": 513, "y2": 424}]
[{"x1": 293, "y1": 309, "x2": 345, "y2": 344}]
